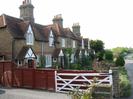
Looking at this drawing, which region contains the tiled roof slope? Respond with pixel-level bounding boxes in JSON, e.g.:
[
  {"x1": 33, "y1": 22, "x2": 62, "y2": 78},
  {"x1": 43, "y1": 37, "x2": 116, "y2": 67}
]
[{"x1": 0, "y1": 14, "x2": 80, "y2": 42}]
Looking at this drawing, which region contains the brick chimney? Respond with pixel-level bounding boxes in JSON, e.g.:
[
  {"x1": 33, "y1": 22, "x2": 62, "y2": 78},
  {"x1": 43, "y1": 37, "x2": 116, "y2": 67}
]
[
  {"x1": 19, "y1": 0, "x2": 34, "y2": 23},
  {"x1": 72, "y1": 23, "x2": 81, "y2": 36},
  {"x1": 53, "y1": 14, "x2": 63, "y2": 28}
]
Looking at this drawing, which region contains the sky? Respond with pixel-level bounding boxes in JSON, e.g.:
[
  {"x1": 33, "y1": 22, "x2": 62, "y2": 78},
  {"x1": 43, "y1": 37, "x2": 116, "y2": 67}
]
[{"x1": 0, "y1": 0, "x2": 133, "y2": 49}]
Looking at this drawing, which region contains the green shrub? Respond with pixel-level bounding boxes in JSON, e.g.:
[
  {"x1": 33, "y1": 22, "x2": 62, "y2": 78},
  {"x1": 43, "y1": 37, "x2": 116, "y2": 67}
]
[
  {"x1": 70, "y1": 63, "x2": 82, "y2": 70},
  {"x1": 39, "y1": 55, "x2": 45, "y2": 67},
  {"x1": 115, "y1": 56, "x2": 125, "y2": 66},
  {"x1": 104, "y1": 50, "x2": 113, "y2": 61},
  {"x1": 119, "y1": 67, "x2": 131, "y2": 97}
]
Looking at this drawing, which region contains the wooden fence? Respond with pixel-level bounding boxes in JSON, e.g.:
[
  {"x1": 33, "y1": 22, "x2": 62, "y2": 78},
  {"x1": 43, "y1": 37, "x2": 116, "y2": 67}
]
[
  {"x1": 0, "y1": 61, "x2": 113, "y2": 94},
  {"x1": 0, "y1": 61, "x2": 56, "y2": 91}
]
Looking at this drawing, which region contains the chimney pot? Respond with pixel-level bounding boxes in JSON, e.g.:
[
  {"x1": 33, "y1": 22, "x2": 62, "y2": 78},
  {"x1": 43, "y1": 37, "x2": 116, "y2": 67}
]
[
  {"x1": 25, "y1": 0, "x2": 26, "y2": 3},
  {"x1": 23, "y1": 1, "x2": 25, "y2": 4}
]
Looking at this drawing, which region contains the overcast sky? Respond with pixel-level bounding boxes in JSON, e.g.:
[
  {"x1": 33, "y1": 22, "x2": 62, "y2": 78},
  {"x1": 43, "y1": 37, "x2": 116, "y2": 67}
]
[{"x1": 0, "y1": 0, "x2": 133, "y2": 49}]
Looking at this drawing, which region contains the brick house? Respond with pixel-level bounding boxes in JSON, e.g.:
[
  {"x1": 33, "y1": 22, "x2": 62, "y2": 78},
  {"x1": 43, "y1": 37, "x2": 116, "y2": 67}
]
[{"x1": 0, "y1": 0, "x2": 90, "y2": 68}]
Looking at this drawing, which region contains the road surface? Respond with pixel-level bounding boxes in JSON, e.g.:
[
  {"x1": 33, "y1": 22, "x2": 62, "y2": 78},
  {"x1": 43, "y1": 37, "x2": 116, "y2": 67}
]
[{"x1": 0, "y1": 88, "x2": 71, "y2": 99}]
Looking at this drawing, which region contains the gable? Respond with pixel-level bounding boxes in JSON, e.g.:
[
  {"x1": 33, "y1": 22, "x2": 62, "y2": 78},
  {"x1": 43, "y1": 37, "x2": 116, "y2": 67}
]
[
  {"x1": 25, "y1": 48, "x2": 36, "y2": 58},
  {"x1": 16, "y1": 46, "x2": 36, "y2": 60},
  {"x1": 27, "y1": 25, "x2": 33, "y2": 35}
]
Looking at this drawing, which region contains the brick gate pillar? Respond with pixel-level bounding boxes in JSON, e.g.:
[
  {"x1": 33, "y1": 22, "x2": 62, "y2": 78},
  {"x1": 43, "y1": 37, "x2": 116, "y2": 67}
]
[{"x1": 111, "y1": 67, "x2": 120, "y2": 98}]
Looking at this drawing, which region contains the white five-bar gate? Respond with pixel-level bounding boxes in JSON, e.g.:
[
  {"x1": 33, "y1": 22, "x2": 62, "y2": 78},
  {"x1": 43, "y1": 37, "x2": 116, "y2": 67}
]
[{"x1": 55, "y1": 70, "x2": 113, "y2": 93}]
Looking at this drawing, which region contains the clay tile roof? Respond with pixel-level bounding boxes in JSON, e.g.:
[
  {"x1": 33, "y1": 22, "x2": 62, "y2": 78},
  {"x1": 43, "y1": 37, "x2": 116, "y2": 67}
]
[
  {"x1": 63, "y1": 28, "x2": 79, "y2": 40},
  {"x1": 52, "y1": 48, "x2": 61, "y2": 58},
  {"x1": 4, "y1": 14, "x2": 25, "y2": 38},
  {"x1": 2, "y1": 14, "x2": 49, "y2": 41}
]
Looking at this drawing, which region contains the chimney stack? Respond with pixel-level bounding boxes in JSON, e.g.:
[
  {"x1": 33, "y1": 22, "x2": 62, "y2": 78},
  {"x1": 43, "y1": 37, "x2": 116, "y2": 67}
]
[
  {"x1": 53, "y1": 14, "x2": 63, "y2": 28},
  {"x1": 72, "y1": 23, "x2": 81, "y2": 36},
  {"x1": 19, "y1": 0, "x2": 34, "y2": 22}
]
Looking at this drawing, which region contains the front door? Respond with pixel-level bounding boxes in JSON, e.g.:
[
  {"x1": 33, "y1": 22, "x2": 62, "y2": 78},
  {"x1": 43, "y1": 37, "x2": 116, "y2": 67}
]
[{"x1": 28, "y1": 59, "x2": 34, "y2": 68}]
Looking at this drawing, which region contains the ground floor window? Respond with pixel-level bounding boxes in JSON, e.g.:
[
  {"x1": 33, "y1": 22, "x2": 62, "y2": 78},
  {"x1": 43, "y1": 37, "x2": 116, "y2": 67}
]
[
  {"x1": 0, "y1": 55, "x2": 4, "y2": 61},
  {"x1": 45, "y1": 54, "x2": 52, "y2": 67}
]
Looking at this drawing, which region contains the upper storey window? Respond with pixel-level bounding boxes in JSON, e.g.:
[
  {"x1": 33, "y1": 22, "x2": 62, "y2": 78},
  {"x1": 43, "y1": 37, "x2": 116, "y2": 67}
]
[
  {"x1": 49, "y1": 30, "x2": 54, "y2": 47},
  {"x1": 26, "y1": 25, "x2": 34, "y2": 45},
  {"x1": 73, "y1": 40, "x2": 76, "y2": 48},
  {"x1": 61, "y1": 38, "x2": 65, "y2": 47}
]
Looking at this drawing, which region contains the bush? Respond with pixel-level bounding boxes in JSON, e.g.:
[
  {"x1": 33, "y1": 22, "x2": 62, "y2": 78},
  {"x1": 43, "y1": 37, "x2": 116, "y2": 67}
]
[
  {"x1": 70, "y1": 63, "x2": 82, "y2": 70},
  {"x1": 115, "y1": 56, "x2": 125, "y2": 66},
  {"x1": 119, "y1": 67, "x2": 131, "y2": 97},
  {"x1": 104, "y1": 50, "x2": 113, "y2": 61},
  {"x1": 39, "y1": 55, "x2": 45, "y2": 67}
]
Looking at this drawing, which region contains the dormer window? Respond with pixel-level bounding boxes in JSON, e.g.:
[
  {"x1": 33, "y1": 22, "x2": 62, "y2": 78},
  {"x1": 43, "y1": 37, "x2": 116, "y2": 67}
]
[
  {"x1": 82, "y1": 38, "x2": 84, "y2": 49},
  {"x1": 61, "y1": 38, "x2": 65, "y2": 47},
  {"x1": 49, "y1": 30, "x2": 54, "y2": 47},
  {"x1": 73, "y1": 40, "x2": 76, "y2": 48},
  {"x1": 26, "y1": 25, "x2": 34, "y2": 45}
]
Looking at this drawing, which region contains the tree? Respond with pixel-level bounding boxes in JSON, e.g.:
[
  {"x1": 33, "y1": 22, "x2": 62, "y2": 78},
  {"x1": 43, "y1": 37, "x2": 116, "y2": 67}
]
[
  {"x1": 112, "y1": 47, "x2": 128, "y2": 58},
  {"x1": 90, "y1": 40, "x2": 105, "y2": 61},
  {"x1": 104, "y1": 50, "x2": 113, "y2": 61},
  {"x1": 90, "y1": 40, "x2": 104, "y2": 53},
  {"x1": 115, "y1": 55, "x2": 125, "y2": 66}
]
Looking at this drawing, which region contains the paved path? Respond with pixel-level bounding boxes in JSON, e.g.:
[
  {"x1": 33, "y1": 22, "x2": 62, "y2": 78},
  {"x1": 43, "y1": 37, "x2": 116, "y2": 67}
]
[
  {"x1": 121, "y1": 60, "x2": 133, "y2": 99},
  {"x1": 0, "y1": 88, "x2": 71, "y2": 99}
]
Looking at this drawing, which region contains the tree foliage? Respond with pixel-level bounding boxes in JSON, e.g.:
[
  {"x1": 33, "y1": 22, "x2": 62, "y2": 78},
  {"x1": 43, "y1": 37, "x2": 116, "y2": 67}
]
[
  {"x1": 90, "y1": 40, "x2": 104, "y2": 53},
  {"x1": 115, "y1": 55, "x2": 125, "y2": 66},
  {"x1": 112, "y1": 47, "x2": 129, "y2": 57},
  {"x1": 90, "y1": 40, "x2": 105, "y2": 61},
  {"x1": 104, "y1": 50, "x2": 113, "y2": 61}
]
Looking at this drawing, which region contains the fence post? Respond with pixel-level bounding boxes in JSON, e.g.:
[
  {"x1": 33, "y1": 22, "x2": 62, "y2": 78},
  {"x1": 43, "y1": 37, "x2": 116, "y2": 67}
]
[
  {"x1": 109, "y1": 70, "x2": 113, "y2": 85},
  {"x1": 55, "y1": 70, "x2": 57, "y2": 92},
  {"x1": 109, "y1": 69, "x2": 113, "y2": 99},
  {"x1": 11, "y1": 62, "x2": 14, "y2": 87}
]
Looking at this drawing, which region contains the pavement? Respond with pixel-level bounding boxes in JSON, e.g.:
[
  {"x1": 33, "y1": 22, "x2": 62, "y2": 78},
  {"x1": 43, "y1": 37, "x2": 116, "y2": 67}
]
[{"x1": 0, "y1": 88, "x2": 71, "y2": 99}]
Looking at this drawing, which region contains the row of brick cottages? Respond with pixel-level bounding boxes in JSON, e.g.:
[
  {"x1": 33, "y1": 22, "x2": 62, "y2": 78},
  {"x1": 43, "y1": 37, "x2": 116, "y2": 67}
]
[{"x1": 0, "y1": 15, "x2": 90, "y2": 68}]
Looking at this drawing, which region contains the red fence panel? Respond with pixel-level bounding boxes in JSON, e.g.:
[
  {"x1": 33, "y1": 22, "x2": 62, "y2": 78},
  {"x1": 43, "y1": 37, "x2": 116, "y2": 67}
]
[
  {"x1": 13, "y1": 68, "x2": 23, "y2": 87},
  {"x1": 0, "y1": 61, "x2": 13, "y2": 87},
  {"x1": 34, "y1": 70, "x2": 47, "y2": 89},
  {"x1": 22, "y1": 69, "x2": 34, "y2": 88},
  {"x1": 46, "y1": 70, "x2": 56, "y2": 91}
]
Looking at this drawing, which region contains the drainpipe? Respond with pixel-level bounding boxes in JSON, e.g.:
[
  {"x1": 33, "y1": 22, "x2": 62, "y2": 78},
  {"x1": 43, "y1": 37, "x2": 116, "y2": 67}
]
[
  {"x1": 12, "y1": 38, "x2": 15, "y2": 61},
  {"x1": 11, "y1": 38, "x2": 15, "y2": 87},
  {"x1": 41, "y1": 42, "x2": 44, "y2": 56}
]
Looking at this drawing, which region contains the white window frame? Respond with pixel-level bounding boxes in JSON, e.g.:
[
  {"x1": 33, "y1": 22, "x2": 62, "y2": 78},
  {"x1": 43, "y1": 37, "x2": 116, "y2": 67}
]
[
  {"x1": 73, "y1": 40, "x2": 76, "y2": 48},
  {"x1": 61, "y1": 38, "x2": 65, "y2": 47},
  {"x1": 70, "y1": 53, "x2": 74, "y2": 63},
  {"x1": 26, "y1": 25, "x2": 34, "y2": 45},
  {"x1": 82, "y1": 39, "x2": 84, "y2": 49},
  {"x1": 45, "y1": 54, "x2": 52, "y2": 67},
  {"x1": 49, "y1": 30, "x2": 54, "y2": 47}
]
